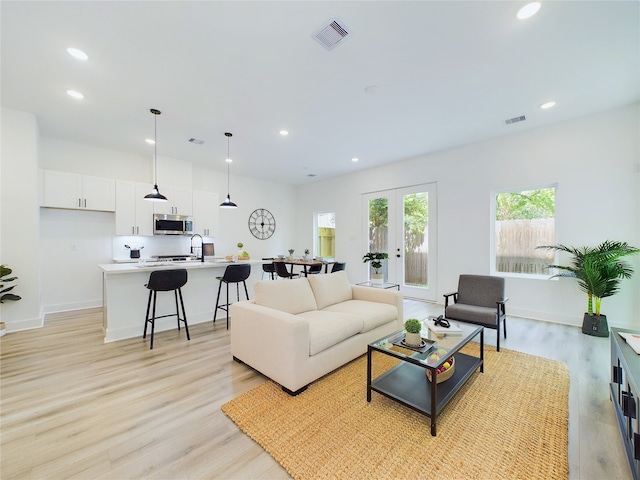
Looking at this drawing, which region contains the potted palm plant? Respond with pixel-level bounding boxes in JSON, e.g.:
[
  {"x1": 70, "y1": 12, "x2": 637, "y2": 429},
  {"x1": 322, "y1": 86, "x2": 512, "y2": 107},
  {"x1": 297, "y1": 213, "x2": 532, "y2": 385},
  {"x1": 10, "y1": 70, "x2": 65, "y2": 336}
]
[
  {"x1": 363, "y1": 252, "x2": 389, "y2": 284},
  {"x1": 538, "y1": 240, "x2": 639, "y2": 337}
]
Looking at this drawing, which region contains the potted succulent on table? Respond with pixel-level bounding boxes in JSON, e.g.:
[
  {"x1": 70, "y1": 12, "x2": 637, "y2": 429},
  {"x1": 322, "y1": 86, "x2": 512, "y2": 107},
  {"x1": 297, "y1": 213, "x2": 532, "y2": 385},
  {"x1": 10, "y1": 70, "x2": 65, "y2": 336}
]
[
  {"x1": 537, "y1": 240, "x2": 639, "y2": 337},
  {"x1": 363, "y1": 252, "x2": 389, "y2": 284},
  {"x1": 404, "y1": 318, "x2": 423, "y2": 347}
]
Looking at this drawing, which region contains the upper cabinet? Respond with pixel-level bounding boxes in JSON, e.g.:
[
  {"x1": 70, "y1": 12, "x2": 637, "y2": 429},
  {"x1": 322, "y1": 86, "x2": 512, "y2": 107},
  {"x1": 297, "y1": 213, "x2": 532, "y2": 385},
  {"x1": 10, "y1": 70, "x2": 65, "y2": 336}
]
[
  {"x1": 41, "y1": 170, "x2": 115, "y2": 212},
  {"x1": 192, "y1": 190, "x2": 219, "y2": 237},
  {"x1": 152, "y1": 187, "x2": 193, "y2": 216},
  {"x1": 115, "y1": 180, "x2": 154, "y2": 236}
]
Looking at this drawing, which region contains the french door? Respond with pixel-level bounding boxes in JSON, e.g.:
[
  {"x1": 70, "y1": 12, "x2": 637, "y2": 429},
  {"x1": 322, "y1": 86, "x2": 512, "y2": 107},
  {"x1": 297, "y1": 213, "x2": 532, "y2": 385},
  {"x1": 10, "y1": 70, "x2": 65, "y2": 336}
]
[{"x1": 363, "y1": 183, "x2": 437, "y2": 301}]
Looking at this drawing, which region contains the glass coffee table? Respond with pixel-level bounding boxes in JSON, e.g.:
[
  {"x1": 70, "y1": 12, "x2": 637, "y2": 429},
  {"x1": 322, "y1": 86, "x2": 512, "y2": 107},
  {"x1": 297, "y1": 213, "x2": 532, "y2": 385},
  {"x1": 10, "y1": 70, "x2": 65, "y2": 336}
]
[{"x1": 367, "y1": 320, "x2": 484, "y2": 436}]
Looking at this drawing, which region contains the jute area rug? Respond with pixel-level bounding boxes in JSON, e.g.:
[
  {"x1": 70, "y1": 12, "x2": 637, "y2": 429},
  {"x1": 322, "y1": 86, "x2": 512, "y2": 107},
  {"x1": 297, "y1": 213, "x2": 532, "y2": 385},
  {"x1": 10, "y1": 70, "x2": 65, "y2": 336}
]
[{"x1": 222, "y1": 344, "x2": 569, "y2": 480}]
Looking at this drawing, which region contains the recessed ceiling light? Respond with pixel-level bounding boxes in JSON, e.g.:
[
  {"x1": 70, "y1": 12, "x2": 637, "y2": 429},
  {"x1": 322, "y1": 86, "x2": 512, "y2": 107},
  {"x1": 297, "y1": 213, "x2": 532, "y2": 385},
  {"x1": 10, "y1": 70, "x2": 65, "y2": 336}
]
[
  {"x1": 66, "y1": 89, "x2": 84, "y2": 100},
  {"x1": 225, "y1": 158, "x2": 233, "y2": 163},
  {"x1": 279, "y1": 130, "x2": 289, "y2": 136},
  {"x1": 540, "y1": 101, "x2": 556, "y2": 109},
  {"x1": 517, "y1": 2, "x2": 541, "y2": 20},
  {"x1": 352, "y1": 157, "x2": 359, "y2": 162},
  {"x1": 67, "y1": 47, "x2": 88, "y2": 61},
  {"x1": 145, "y1": 138, "x2": 155, "y2": 145}
]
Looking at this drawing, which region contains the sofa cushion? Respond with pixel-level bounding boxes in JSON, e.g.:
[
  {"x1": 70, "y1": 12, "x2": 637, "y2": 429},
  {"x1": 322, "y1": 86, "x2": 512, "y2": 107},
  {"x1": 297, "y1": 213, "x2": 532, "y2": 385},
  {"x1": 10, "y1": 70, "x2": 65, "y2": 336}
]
[
  {"x1": 307, "y1": 270, "x2": 353, "y2": 310},
  {"x1": 297, "y1": 310, "x2": 363, "y2": 355},
  {"x1": 253, "y1": 278, "x2": 317, "y2": 315},
  {"x1": 322, "y1": 300, "x2": 398, "y2": 333}
]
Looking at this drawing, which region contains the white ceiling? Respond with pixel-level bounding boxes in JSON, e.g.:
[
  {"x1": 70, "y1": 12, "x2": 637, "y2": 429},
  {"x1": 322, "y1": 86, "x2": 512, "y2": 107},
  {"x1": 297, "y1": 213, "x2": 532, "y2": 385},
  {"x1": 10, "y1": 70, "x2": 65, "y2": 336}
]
[{"x1": 2, "y1": 1, "x2": 638, "y2": 186}]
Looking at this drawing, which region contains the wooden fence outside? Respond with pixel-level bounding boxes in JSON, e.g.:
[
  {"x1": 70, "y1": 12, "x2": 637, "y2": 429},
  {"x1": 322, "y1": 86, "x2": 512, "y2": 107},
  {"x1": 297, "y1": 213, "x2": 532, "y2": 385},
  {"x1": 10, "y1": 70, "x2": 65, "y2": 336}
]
[
  {"x1": 369, "y1": 227, "x2": 428, "y2": 286},
  {"x1": 495, "y1": 219, "x2": 555, "y2": 274}
]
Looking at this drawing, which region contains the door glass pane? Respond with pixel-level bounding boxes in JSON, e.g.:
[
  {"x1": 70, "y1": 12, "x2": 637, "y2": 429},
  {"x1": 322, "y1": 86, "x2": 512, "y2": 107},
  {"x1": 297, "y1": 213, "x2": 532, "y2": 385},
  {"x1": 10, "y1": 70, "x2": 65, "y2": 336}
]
[
  {"x1": 403, "y1": 192, "x2": 429, "y2": 288},
  {"x1": 368, "y1": 197, "x2": 388, "y2": 281},
  {"x1": 316, "y1": 212, "x2": 335, "y2": 258}
]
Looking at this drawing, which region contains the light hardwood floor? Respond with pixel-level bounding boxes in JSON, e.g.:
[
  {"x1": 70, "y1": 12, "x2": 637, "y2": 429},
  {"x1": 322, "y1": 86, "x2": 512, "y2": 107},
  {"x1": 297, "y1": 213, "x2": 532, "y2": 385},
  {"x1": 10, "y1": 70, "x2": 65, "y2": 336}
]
[{"x1": 0, "y1": 301, "x2": 632, "y2": 480}]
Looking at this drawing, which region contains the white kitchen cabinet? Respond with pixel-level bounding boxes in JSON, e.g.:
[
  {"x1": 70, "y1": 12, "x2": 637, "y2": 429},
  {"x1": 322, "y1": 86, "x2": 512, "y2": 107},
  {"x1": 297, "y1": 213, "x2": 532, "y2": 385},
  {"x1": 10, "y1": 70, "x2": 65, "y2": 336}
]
[
  {"x1": 115, "y1": 180, "x2": 154, "y2": 236},
  {"x1": 192, "y1": 190, "x2": 219, "y2": 237},
  {"x1": 41, "y1": 170, "x2": 115, "y2": 212},
  {"x1": 152, "y1": 187, "x2": 193, "y2": 216}
]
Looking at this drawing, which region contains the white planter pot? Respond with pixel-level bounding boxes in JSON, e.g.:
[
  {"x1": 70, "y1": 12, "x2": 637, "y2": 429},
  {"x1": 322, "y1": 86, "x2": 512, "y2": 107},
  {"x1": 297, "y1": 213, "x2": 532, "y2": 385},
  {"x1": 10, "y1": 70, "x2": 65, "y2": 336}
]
[
  {"x1": 371, "y1": 273, "x2": 384, "y2": 285},
  {"x1": 404, "y1": 331, "x2": 422, "y2": 347}
]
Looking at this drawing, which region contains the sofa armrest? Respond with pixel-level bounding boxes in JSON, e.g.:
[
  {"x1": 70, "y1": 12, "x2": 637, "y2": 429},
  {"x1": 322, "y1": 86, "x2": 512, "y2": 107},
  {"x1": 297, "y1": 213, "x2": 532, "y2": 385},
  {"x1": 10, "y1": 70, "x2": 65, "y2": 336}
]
[
  {"x1": 230, "y1": 301, "x2": 311, "y2": 387},
  {"x1": 351, "y1": 285, "x2": 403, "y2": 324}
]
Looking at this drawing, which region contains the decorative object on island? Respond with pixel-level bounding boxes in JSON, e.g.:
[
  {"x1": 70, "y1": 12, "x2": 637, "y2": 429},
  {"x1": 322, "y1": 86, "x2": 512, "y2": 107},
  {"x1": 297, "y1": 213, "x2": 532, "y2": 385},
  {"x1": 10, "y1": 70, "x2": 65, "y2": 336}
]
[
  {"x1": 144, "y1": 108, "x2": 168, "y2": 202},
  {"x1": 426, "y1": 348, "x2": 456, "y2": 383},
  {"x1": 236, "y1": 242, "x2": 250, "y2": 260},
  {"x1": 219, "y1": 132, "x2": 238, "y2": 209},
  {"x1": 363, "y1": 252, "x2": 389, "y2": 284},
  {"x1": 248, "y1": 208, "x2": 276, "y2": 239},
  {"x1": 538, "y1": 240, "x2": 639, "y2": 337},
  {"x1": 124, "y1": 244, "x2": 143, "y2": 259},
  {"x1": 1, "y1": 265, "x2": 21, "y2": 303},
  {"x1": 403, "y1": 318, "x2": 423, "y2": 347}
]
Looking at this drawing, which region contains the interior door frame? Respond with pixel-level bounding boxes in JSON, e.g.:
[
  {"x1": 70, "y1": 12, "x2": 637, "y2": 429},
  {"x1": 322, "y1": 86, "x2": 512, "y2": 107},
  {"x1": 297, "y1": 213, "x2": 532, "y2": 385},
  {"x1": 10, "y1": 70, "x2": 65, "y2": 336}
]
[{"x1": 362, "y1": 183, "x2": 437, "y2": 301}]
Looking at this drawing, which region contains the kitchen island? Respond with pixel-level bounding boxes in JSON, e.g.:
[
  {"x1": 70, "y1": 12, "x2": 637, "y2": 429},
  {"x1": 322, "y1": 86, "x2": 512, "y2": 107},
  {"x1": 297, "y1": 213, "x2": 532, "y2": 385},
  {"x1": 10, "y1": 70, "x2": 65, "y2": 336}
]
[{"x1": 99, "y1": 260, "x2": 265, "y2": 343}]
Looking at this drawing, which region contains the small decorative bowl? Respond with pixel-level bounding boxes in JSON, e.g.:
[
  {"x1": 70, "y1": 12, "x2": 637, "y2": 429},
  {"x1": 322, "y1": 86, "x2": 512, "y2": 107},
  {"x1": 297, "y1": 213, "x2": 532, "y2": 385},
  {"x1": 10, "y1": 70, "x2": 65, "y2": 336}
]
[{"x1": 426, "y1": 356, "x2": 455, "y2": 383}]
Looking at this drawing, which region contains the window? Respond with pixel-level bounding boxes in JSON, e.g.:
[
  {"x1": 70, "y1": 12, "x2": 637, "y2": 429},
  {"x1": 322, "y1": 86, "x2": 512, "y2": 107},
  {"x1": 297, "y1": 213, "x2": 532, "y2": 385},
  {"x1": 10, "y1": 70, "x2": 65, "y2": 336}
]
[
  {"x1": 315, "y1": 212, "x2": 335, "y2": 259},
  {"x1": 492, "y1": 185, "x2": 556, "y2": 275}
]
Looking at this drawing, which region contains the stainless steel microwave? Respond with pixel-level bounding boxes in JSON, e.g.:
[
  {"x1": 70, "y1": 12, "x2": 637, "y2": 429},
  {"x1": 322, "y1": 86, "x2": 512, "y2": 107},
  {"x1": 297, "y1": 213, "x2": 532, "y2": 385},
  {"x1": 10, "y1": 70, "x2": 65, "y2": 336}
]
[{"x1": 153, "y1": 214, "x2": 194, "y2": 235}]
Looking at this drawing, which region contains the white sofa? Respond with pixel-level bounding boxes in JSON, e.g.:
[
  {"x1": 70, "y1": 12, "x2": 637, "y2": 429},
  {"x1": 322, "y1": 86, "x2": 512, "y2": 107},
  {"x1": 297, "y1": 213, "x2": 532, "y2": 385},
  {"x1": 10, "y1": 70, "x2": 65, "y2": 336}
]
[{"x1": 230, "y1": 271, "x2": 403, "y2": 394}]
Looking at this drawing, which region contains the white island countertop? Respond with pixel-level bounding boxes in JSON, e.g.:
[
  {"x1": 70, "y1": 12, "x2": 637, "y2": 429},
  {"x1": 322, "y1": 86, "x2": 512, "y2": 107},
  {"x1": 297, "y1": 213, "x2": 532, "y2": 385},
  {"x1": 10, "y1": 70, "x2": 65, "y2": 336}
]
[{"x1": 99, "y1": 259, "x2": 266, "y2": 274}]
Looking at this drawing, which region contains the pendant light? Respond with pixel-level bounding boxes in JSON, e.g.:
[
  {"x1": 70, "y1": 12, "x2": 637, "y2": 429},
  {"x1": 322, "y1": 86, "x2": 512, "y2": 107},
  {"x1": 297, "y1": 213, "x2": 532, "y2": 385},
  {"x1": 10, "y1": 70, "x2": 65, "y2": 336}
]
[
  {"x1": 219, "y1": 132, "x2": 238, "y2": 209},
  {"x1": 144, "y1": 108, "x2": 168, "y2": 202}
]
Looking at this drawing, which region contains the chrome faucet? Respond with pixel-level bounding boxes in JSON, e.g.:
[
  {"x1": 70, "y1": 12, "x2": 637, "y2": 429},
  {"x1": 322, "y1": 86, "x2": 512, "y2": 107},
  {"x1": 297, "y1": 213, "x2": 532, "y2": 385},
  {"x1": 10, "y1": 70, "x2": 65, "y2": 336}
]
[{"x1": 190, "y1": 234, "x2": 204, "y2": 262}]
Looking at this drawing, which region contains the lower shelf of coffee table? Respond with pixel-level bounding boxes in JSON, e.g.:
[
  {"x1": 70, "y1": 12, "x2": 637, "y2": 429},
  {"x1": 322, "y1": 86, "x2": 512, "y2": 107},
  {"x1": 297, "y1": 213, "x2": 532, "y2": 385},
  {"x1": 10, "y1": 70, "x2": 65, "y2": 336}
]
[{"x1": 370, "y1": 351, "x2": 482, "y2": 417}]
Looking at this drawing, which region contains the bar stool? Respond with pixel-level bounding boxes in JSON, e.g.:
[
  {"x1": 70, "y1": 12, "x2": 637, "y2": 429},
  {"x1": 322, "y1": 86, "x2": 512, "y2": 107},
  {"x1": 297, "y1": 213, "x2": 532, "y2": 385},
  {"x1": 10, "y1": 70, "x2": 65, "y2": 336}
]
[
  {"x1": 214, "y1": 263, "x2": 251, "y2": 329},
  {"x1": 143, "y1": 269, "x2": 189, "y2": 350}
]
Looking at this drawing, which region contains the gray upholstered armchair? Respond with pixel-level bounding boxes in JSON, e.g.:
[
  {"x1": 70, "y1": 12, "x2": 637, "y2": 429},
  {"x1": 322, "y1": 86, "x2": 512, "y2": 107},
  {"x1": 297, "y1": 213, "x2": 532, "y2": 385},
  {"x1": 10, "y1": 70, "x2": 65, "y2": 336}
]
[{"x1": 443, "y1": 274, "x2": 508, "y2": 351}]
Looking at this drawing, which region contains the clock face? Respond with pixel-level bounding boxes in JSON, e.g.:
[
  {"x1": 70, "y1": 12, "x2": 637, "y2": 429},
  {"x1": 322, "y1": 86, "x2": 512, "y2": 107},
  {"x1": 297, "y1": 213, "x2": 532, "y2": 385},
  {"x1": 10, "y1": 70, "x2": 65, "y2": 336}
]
[{"x1": 248, "y1": 208, "x2": 276, "y2": 240}]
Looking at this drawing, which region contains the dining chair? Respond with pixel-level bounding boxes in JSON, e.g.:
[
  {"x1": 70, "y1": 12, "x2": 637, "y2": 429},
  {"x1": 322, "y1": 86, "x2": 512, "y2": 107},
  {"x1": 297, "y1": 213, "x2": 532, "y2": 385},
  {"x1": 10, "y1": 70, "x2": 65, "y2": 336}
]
[
  {"x1": 274, "y1": 261, "x2": 300, "y2": 279},
  {"x1": 261, "y1": 258, "x2": 276, "y2": 280},
  {"x1": 331, "y1": 262, "x2": 346, "y2": 273}
]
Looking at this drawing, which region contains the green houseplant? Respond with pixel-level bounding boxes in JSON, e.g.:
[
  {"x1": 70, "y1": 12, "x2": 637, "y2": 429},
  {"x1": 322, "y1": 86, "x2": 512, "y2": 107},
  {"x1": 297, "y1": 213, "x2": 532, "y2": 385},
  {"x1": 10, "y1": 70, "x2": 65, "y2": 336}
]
[
  {"x1": 538, "y1": 240, "x2": 639, "y2": 337},
  {"x1": 404, "y1": 318, "x2": 423, "y2": 347},
  {"x1": 363, "y1": 252, "x2": 389, "y2": 284},
  {"x1": 1, "y1": 265, "x2": 21, "y2": 303}
]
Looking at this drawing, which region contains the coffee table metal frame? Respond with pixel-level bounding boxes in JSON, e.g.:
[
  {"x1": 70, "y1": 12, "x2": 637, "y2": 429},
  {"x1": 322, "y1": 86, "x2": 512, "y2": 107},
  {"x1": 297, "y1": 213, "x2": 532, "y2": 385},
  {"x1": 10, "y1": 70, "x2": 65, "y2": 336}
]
[{"x1": 367, "y1": 323, "x2": 484, "y2": 436}]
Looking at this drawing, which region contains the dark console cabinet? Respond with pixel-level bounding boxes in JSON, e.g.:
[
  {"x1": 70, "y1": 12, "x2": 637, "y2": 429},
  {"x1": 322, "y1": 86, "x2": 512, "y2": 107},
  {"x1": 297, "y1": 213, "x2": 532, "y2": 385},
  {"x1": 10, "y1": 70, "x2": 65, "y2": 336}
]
[{"x1": 611, "y1": 327, "x2": 640, "y2": 480}]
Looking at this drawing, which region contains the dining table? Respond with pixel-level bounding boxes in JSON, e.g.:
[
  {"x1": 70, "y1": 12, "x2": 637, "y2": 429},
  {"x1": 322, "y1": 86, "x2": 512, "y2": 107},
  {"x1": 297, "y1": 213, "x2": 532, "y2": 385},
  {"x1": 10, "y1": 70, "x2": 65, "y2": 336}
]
[{"x1": 274, "y1": 258, "x2": 336, "y2": 276}]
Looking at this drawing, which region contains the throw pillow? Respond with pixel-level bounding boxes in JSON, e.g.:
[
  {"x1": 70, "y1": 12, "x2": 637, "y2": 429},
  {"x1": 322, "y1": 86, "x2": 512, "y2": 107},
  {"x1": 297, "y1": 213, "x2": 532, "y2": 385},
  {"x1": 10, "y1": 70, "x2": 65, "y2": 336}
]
[
  {"x1": 307, "y1": 270, "x2": 353, "y2": 310},
  {"x1": 254, "y1": 278, "x2": 318, "y2": 314}
]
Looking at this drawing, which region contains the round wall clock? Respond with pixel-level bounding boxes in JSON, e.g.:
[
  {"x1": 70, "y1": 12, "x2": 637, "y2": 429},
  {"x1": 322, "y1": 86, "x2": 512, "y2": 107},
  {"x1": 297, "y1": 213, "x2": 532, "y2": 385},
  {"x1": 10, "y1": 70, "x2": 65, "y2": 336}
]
[{"x1": 248, "y1": 208, "x2": 276, "y2": 240}]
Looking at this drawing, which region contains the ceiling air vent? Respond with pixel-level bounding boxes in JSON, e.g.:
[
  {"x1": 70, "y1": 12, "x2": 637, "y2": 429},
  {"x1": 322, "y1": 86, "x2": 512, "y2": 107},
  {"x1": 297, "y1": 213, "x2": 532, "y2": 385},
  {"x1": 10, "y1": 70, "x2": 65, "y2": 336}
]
[
  {"x1": 312, "y1": 18, "x2": 352, "y2": 50},
  {"x1": 505, "y1": 115, "x2": 526, "y2": 125},
  {"x1": 188, "y1": 138, "x2": 204, "y2": 145}
]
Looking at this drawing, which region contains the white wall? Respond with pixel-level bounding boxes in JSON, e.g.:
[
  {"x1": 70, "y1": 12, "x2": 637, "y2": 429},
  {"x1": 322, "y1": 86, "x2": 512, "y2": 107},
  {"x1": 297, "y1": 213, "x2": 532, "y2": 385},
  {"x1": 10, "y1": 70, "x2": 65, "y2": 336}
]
[
  {"x1": 1, "y1": 108, "x2": 42, "y2": 329},
  {"x1": 295, "y1": 103, "x2": 640, "y2": 329}
]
